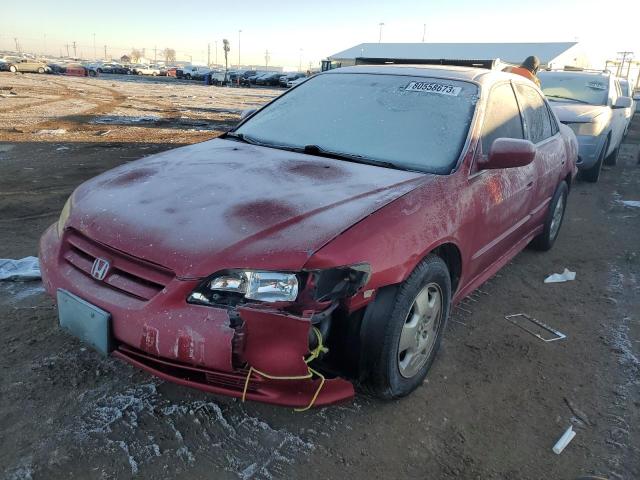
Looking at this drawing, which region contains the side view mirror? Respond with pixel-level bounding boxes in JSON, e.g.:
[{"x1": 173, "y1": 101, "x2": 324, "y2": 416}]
[
  {"x1": 240, "y1": 108, "x2": 257, "y2": 120},
  {"x1": 480, "y1": 138, "x2": 536, "y2": 170},
  {"x1": 613, "y1": 96, "x2": 632, "y2": 109}
]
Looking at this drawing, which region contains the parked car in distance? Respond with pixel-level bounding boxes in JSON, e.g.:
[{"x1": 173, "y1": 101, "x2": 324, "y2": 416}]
[
  {"x1": 96, "y1": 63, "x2": 131, "y2": 75},
  {"x1": 166, "y1": 66, "x2": 183, "y2": 78},
  {"x1": 136, "y1": 64, "x2": 162, "y2": 76},
  {"x1": 180, "y1": 65, "x2": 212, "y2": 80},
  {"x1": 539, "y1": 70, "x2": 632, "y2": 182},
  {"x1": 66, "y1": 64, "x2": 98, "y2": 77},
  {"x1": 287, "y1": 76, "x2": 307, "y2": 88},
  {"x1": 279, "y1": 72, "x2": 305, "y2": 87},
  {"x1": 255, "y1": 72, "x2": 282, "y2": 86},
  {"x1": 7, "y1": 58, "x2": 50, "y2": 74},
  {"x1": 41, "y1": 65, "x2": 577, "y2": 408},
  {"x1": 0, "y1": 60, "x2": 11, "y2": 72}
]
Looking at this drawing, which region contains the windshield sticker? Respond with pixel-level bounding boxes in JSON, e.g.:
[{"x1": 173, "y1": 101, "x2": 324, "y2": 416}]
[
  {"x1": 405, "y1": 82, "x2": 461, "y2": 96},
  {"x1": 586, "y1": 81, "x2": 606, "y2": 90}
]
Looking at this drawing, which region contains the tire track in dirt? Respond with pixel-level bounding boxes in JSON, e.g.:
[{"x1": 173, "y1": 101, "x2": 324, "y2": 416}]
[{"x1": 0, "y1": 79, "x2": 74, "y2": 114}]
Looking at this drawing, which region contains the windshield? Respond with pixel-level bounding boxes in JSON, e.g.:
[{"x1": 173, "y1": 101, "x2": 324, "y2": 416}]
[
  {"x1": 235, "y1": 73, "x2": 478, "y2": 174},
  {"x1": 539, "y1": 72, "x2": 609, "y2": 106}
]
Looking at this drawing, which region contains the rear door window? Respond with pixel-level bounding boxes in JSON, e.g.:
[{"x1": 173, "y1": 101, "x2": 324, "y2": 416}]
[
  {"x1": 515, "y1": 84, "x2": 554, "y2": 144},
  {"x1": 481, "y1": 83, "x2": 524, "y2": 154}
]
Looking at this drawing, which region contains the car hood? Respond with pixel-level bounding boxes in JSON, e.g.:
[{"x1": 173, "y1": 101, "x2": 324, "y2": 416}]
[
  {"x1": 549, "y1": 102, "x2": 610, "y2": 123},
  {"x1": 68, "y1": 139, "x2": 427, "y2": 278}
]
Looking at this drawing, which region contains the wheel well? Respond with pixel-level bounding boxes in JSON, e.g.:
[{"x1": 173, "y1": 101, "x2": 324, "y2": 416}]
[{"x1": 432, "y1": 243, "x2": 462, "y2": 294}]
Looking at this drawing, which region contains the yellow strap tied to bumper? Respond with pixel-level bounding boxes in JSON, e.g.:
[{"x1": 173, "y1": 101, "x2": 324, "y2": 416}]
[{"x1": 241, "y1": 327, "x2": 327, "y2": 411}]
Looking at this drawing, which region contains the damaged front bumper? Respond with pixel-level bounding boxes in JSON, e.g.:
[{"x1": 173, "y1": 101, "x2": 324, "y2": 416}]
[{"x1": 39, "y1": 225, "x2": 355, "y2": 408}]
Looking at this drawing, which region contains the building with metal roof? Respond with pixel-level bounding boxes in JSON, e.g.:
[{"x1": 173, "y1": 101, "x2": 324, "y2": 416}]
[{"x1": 325, "y1": 42, "x2": 580, "y2": 70}]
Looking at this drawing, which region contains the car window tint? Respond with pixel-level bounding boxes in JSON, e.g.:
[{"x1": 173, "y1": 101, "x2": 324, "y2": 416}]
[
  {"x1": 480, "y1": 83, "x2": 524, "y2": 154},
  {"x1": 515, "y1": 84, "x2": 553, "y2": 143}
]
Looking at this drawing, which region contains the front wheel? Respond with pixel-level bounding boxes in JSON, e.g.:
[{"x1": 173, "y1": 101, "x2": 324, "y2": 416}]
[
  {"x1": 604, "y1": 144, "x2": 620, "y2": 166},
  {"x1": 530, "y1": 181, "x2": 568, "y2": 251},
  {"x1": 360, "y1": 255, "x2": 451, "y2": 399},
  {"x1": 580, "y1": 137, "x2": 608, "y2": 183},
  {"x1": 9, "y1": 65, "x2": 17, "y2": 73}
]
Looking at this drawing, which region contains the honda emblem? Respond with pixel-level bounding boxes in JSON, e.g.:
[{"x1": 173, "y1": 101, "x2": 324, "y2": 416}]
[{"x1": 91, "y1": 258, "x2": 110, "y2": 281}]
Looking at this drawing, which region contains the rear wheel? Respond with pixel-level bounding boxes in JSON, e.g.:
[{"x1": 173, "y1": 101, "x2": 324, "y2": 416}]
[
  {"x1": 37, "y1": 67, "x2": 45, "y2": 74},
  {"x1": 185, "y1": 74, "x2": 192, "y2": 80},
  {"x1": 360, "y1": 255, "x2": 451, "y2": 399},
  {"x1": 9, "y1": 65, "x2": 17, "y2": 73},
  {"x1": 530, "y1": 181, "x2": 568, "y2": 251},
  {"x1": 580, "y1": 137, "x2": 608, "y2": 183}
]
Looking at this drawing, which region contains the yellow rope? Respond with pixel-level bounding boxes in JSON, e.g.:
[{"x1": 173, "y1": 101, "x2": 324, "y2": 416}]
[{"x1": 241, "y1": 326, "x2": 328, "y2": 411}]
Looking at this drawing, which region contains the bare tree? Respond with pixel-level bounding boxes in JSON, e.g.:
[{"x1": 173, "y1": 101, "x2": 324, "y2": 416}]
[
  {"x1": 130, "y1": 48, "x2": 142, "y2": 63},
  {"x1": 163, "y1": 48, "x2": 176, "y2": 64},
  {"x1": 223, "y1": 39, "x2": 230, "y2": 82}
]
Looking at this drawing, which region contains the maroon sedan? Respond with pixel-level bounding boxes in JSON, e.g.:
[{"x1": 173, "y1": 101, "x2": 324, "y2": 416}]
[{"x1": 40, "y1": 65, "x2": 577, "y2": 409}]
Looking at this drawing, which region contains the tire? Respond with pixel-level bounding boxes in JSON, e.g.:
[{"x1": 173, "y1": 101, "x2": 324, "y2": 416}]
[
  {"x1": 580, "y1": 137, "x2": 608, "y2": 183},
  {"x1": 360, "y1": 255, "x2": 451, "y2": 399},
  {"x1": 152, "y1": 72, "x2": 157, "y2": 76},
  {"x1": 185, "y1": 74, "x2": 192, "y2": 80},
  {"x1": 37, "y1": 67, "x2": 45, "y2": 74},
  {"x1": 137, "y1": 71, "x2": 143, "y2": 76},
  {"x1": 9, "y1": 65, "x2": 17, "y2": 73},
  {"x1": 88, "y1": 70, "x2": 96, "y2": 77},
  {"x1": 529, "y1": 181, "x2": 568, "y2": 251},
  {"x1": 604, "y1": 144, "x2": 620, "y2": 166}
]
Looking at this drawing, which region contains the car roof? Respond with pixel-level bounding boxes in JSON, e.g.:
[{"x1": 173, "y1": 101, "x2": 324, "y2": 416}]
[
  {"x1": 322, "y1": 64, "x2": 523, "y2": 86},
  {"x1": 539, "y1": 70, "x2": 610, "y2": 81}
]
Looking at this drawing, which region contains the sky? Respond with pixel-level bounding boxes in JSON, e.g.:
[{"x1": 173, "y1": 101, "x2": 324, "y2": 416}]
[{"x1": 3, "y1": 0, "x2": 638, "y2": 70}]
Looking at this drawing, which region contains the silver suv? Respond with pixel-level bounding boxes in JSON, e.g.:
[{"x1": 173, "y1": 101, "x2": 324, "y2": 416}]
[{"x1": 539, "y1": 70, "x2": 632, "y2": 182}]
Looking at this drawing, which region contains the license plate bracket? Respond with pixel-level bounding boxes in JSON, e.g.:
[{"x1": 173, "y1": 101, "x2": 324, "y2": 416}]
[{"x1": 57, "y1": 289, "x2": 112, "y2": 355}]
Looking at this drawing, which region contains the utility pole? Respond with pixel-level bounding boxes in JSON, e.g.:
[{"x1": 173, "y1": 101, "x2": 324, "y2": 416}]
[
  {"x1": 104, "y1": 45, "x2": 107, "y2": 60},
  {"x1": 299, "y1": 48, "x2": 303, "y2": 72},
  {"x1": 65, "y1": 44, "x2": 70, "y2": 57},
  {"x1": 154, "y1": 45, "x2": 157, "y2": 63},
  {"x1": 43, "y1": 34, "x2": 47, "y2": 57},
  {"x1": 422, "y1": 24, "x2": 426, "y2": 42},
  {"x1": 265, "y1": 49, "x2": 270, "y2": 70},
  {"x1": 238, "y1": 30, "x2": 242, "y2": 68},
  {"x1": 215, "y1": 40, "x2": 218, "y2": 66},
  {"x1": 93, "y1": 33, "x2": 96, "y2": 60},
  {"x1": 616, "y1": 51, "x2": 633, "y2": 77},
  {"x1": 13, "y1": 37, "x2": 19, "y2": 52},
  {"x1": 378, "y1": 22, "x2": 384, "y2": 43},
  {"x1": 72, "y1": 41, "x2": 77, "y2": 58},
  {"x1": 207, "y1": 43, "x2": 210, "y2": 67}
]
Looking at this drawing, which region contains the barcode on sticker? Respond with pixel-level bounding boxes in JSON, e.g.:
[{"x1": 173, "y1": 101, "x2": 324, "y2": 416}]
[{"x1": 405, "y1": 82, "x2": 461, "y2": 96}]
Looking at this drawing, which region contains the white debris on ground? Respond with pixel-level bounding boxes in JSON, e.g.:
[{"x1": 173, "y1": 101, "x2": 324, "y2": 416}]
[
  {"x1": 36, "y1": 128, "x2": 67, "y2": 135},
  {"x1": 0, "y1": 257, "x2": 41, "y2": 281},
  {"x1": 544, "y1": 268, "x2": 576, "y2": 283}
]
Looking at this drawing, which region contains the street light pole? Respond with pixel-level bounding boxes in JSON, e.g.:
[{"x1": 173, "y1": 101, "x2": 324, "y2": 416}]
[
  {"x1": 215, "y1": 40, "x2": 218, "y2": 66},
  {"x1": 299, "y1": 48, "x2": 303, "y2": 72},
  {"x1": 378, "y1": 22, "x2": 384, "y2": 43},
  {"x1": 93, "y1": 33, "x2": 96, "y2": 60},
  {"x1": 238, "y1": 30, "x2": 242, "y2": 68},
  {"x1": 422, "y1": 24, "x2": 426, "y2": 42}
]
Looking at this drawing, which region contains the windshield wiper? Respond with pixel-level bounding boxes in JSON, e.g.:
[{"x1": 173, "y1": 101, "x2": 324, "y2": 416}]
[
  {"x1": 224, "y1": 134, "x2": 415, "y2": 172},
  {"x1": 545, "y1": 95, "x2": 591, "y2": 105},
  {"x1": 301, "y1": 144, "x2": 408, "y2": 171}
]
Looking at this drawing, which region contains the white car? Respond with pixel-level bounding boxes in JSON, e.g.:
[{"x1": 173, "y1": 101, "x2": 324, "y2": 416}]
[
  {"x1": 539, "y1": 70, "x2": 632, "y2": 181},
  {"x1": 181, "y1": 65, "x2": 211, "y2": 80},
  {"x1": 286, "y1": 76, "x2": 307, "y2": 88},
  {"x1": 136, "y1": 65, "x2": 162, "y2": 76}
]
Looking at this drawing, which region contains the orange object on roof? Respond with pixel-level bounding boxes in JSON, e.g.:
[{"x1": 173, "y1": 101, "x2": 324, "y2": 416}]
[{"x1": 505, "y1": 66, "x2": 540, "y2": 87}]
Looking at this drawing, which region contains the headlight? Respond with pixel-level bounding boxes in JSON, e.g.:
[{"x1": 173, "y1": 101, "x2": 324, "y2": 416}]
[
  {"x1": 57, "y1": 196, "x2": 72, "y2": 237},
  {"x1": 190, "y1": 270, "x2": 299, "y2": 304}
]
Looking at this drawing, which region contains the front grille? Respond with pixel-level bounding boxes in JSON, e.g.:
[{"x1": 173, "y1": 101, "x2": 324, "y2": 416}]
[
  {"x1": 118, "y1": 345, "x2": 259, "y2": 393},
  {"x1": 62, "y1": 229, "x2": 174, "y2": 301}
]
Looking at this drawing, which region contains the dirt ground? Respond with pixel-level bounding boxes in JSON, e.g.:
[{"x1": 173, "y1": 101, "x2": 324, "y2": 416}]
[{"x1": 0, "y1": 72, "x2": 639, "y2": 480}]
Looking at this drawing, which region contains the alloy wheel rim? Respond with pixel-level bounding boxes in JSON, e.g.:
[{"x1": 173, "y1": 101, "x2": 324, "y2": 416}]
[
  {"x1": 550, "y1": 195, "x2": 565, "y2": 240},
  {"x1": 397, "y1": 282, "x2": 443, "y2": 378}
]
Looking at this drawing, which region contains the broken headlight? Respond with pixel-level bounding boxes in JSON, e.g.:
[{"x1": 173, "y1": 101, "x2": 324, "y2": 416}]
[{"x1": 188, "y1": 270, "x2": 299, "y2": 305}]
